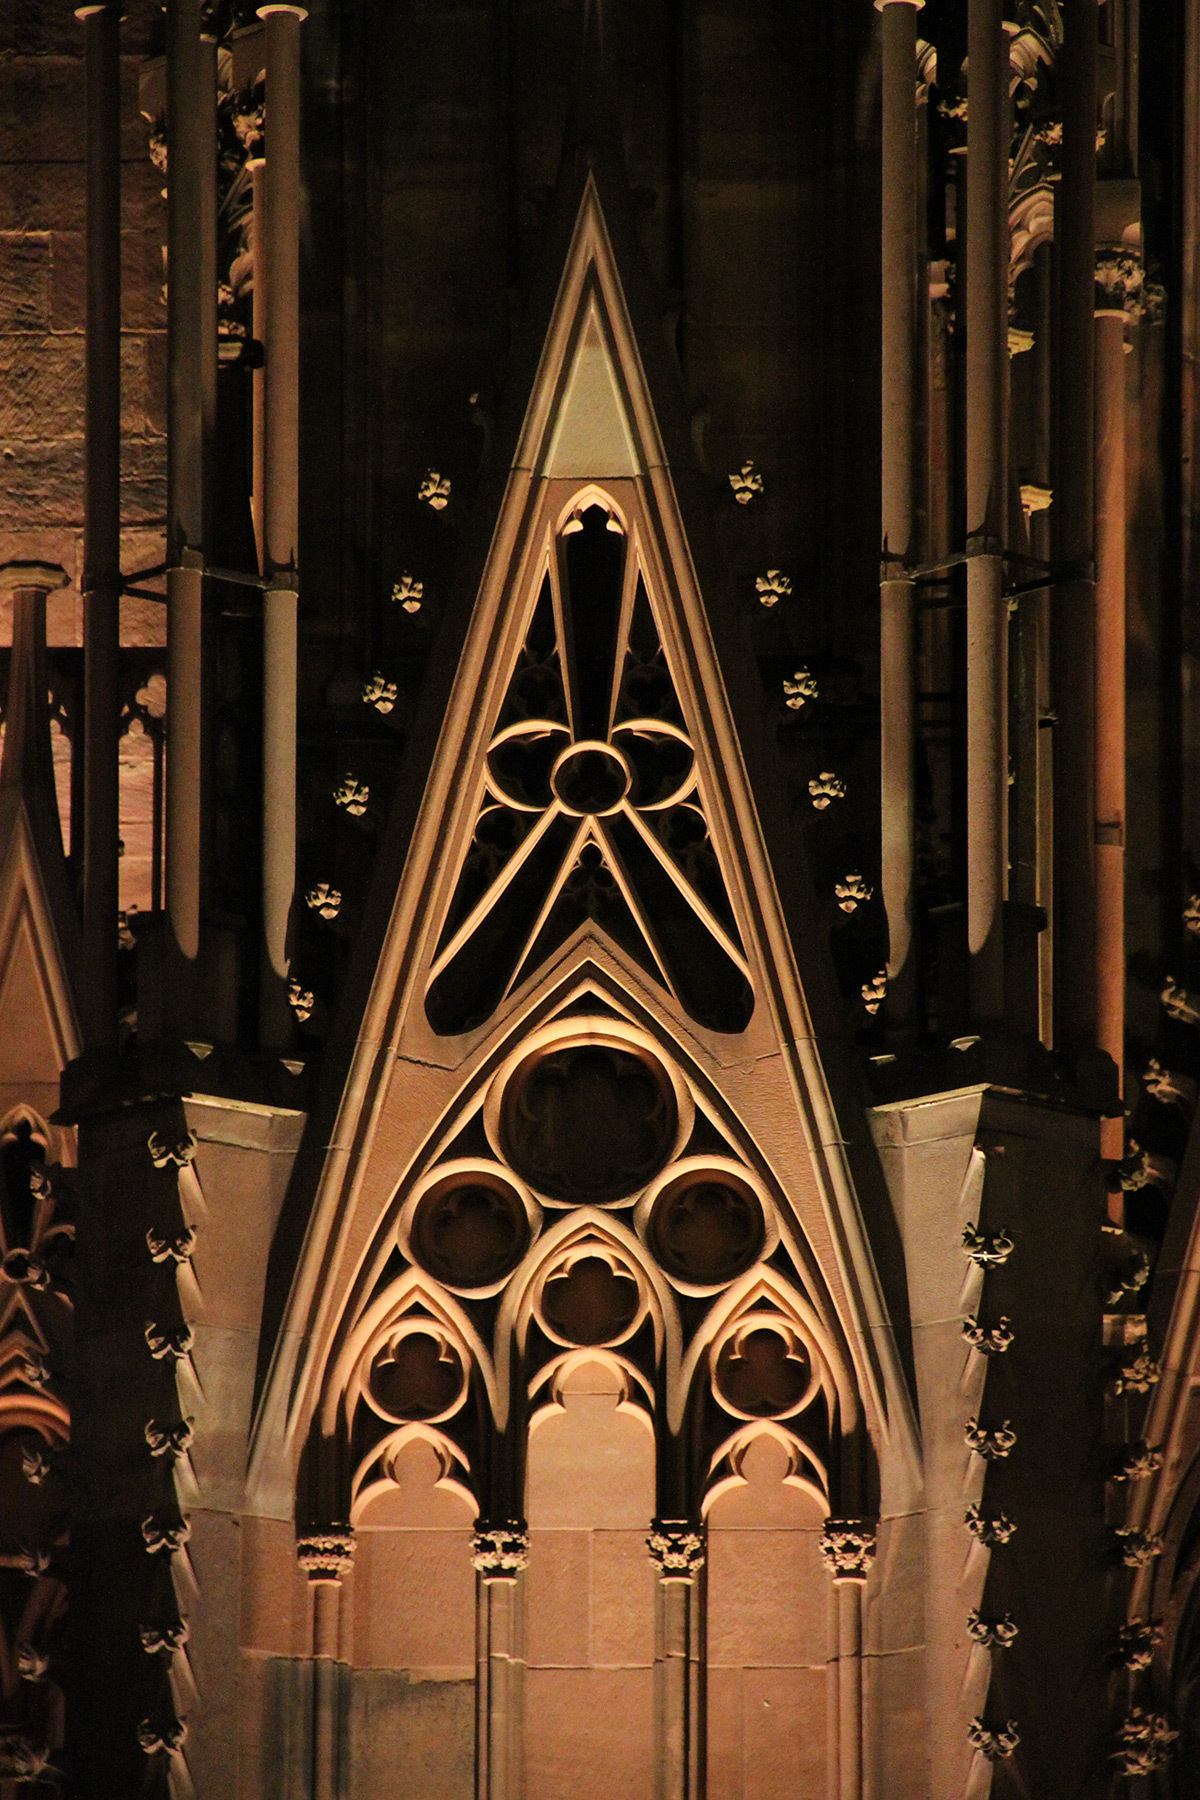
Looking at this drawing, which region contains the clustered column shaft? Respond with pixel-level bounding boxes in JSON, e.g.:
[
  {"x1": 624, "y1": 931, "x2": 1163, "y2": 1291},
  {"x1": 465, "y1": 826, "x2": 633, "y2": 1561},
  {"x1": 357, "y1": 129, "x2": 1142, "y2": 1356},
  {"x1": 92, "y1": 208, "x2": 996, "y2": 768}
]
[
  {"x1": 472, "y1": 1524, "x2": 528, "y2": 1800},
  {"x1": 647, "y1": 1523, "x2": 705, "y2": 1800},
  {"x1": 964, "y1": 0, "x2": 1009, "y2": 1022},
  {"x1": 1094, "y1": 298, "x2": 1128, "y2": 1157},
  {"x1": 1052, "y1": 0, "x2": 1099, "y2": 1048},
  {"x1": 258, "y1": 3, "x2": 307, "y2": 1044},
  {"x1": 165, "y1": 0, "x2": 208, "y2": 966},
  {"x1": 249, "y1": 153, "x2": 268, "y2": 572},
  {"x1": 878, "y1": 0, "x2": 924, "y2": 1027},
  {"x1": 76, "y1": 3, "x2": 121, "y2": 1048}
]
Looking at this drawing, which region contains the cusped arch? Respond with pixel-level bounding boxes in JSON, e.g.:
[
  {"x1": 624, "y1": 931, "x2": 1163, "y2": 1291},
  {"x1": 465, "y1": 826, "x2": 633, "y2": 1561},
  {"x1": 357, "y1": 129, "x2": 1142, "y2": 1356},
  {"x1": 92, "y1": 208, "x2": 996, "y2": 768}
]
[
  {"x1": 496, "y1": 1207, "x2": 681, "y2": 1406},
  {"x1": 554, "y1": 484, "x2": 630, "y2": 540},
  {"x1": 679, "y1": 1263, "x2": 855, "y2": 1436},
  {"x1": 320, "y1": 1266, "x2": 499, "y2": 1439},
  {"x1": 527, "y1": 1347, "x2": 656, "y2": 1436},
  {"x1": 351, "y1": 1423, "x2": 477, "y2": 1526},
  {"x1": 680, "y1": 1263, "x2": 857, "y2": 1517},
  {"x1": 701, "y1": 1420, "x2": 830, "y2": 1520},
  {"x1": 0, "y1": 1104, "x2": 51, "y2": 1150}
]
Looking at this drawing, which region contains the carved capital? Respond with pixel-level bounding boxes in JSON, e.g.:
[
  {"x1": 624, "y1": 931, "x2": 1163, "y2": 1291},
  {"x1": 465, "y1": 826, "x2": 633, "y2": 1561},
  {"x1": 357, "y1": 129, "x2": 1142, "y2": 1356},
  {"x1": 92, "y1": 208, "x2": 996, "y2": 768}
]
[
  {"x1": 820, "y1": 1518, "x2": 878, "y2": 1582},
  {"x1": 0, "y1": 562, "x2": 69, "y2": 600},
  {"x1": 1095, "y1": 249, "x2": 1162, "y2": 323},
  {"x1": 472, "y1": 1521, "x2": 529, "y2": 1576},
  {"x1": 297, "y1": 1530, "x2": 355, "y2": 1581},
  {"x1": 647, "y1": 1521, "x2": 706, "y2": 1578}
]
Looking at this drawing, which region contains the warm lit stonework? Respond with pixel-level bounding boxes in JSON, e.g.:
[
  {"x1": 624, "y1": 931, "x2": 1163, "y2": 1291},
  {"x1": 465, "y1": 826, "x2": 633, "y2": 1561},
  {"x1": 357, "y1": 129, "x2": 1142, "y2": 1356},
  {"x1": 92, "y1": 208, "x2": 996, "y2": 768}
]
[{"x1": 2, "y1": 0, "x2": 1200, "y2": 1794}]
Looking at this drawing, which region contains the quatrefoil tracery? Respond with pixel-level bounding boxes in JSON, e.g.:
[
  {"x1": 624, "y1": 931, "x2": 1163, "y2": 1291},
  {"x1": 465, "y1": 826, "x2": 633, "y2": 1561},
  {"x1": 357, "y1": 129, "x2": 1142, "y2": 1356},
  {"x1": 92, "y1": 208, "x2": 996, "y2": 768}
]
[
  {"x1": 330, "y1": 1004, "x2": 854, "y2": 1528},
  {"x1": 425, "y1": 501, "x2": 754, "y2": 1035}
]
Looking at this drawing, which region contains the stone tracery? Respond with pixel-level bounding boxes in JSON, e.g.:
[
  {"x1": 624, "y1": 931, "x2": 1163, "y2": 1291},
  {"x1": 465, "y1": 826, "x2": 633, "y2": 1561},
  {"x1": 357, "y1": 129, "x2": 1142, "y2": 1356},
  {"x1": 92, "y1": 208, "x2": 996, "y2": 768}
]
[{"x1": 425, "y1": 498, "x2": 754, "y2": 1037}]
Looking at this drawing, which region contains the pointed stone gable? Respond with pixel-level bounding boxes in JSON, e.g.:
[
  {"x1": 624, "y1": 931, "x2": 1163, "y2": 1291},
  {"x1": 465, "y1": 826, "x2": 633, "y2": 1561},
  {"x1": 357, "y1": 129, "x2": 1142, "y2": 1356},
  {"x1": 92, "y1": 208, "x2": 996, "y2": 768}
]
[
  {"x1": 544, "y1": 299, "x2": 641, "y2": 478},
  {"x1": 249, "y1": 176, "x2": 917, "y2": 1558}
]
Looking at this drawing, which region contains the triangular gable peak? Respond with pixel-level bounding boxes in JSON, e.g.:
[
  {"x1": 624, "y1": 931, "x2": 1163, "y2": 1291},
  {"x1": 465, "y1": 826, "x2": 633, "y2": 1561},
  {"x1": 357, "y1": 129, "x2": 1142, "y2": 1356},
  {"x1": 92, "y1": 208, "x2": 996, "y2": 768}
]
[{"x1": 249, "y1": 177, "x2": 917, "y2": 1524}]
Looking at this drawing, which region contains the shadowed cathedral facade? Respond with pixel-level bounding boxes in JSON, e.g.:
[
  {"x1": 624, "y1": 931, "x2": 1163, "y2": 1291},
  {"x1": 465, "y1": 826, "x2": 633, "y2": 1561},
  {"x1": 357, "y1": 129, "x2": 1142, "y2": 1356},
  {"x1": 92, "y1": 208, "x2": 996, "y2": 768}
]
[{"x1": 6, "y1": 0, "x2": 1200, "y2": 1795}]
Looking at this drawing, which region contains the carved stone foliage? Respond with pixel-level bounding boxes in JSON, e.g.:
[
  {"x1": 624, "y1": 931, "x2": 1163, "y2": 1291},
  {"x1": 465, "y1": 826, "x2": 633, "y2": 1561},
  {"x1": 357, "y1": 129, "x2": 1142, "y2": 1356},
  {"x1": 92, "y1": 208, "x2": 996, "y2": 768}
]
[
  {"x1": 1112, "y1": 1708, "x2": 1178, "y2": 1776},
  {"x1": 0, "y1": 1108, "x2": 70, "y2": 1784},
  {"x1": 472, "y1": 1523, "x2": 530, "y2": 1576},
  {"x1": 425, "y1": 502, "x2": 753, "y2": 1036},
  {"x1": 819, "y1": 1519, "x2": 877, "y2": 1582},
  {"x1": 647, "y1": 1522, "x2": 705, "y2": 1576},
  {"x1": 964, "y1": 1504, "x2": 1016, "y2": 1546},
  {"x1": 968, "y1": 1717, "x2": 1020, "y2": 1762},
  {"x1": 297, "y1": 1532, "x2": 356, "y2": 1581}
]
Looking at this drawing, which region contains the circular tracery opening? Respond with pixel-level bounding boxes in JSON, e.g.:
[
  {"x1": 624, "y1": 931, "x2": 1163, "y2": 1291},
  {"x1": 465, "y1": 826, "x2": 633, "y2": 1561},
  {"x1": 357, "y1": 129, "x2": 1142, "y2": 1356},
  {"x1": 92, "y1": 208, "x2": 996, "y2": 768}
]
[
  {"x1": 647, "y1": 1172, "x2": 764, "y2": 1286},
  {"x1": 539, "y1": 1254, "x2": 642, "y2": 1346},
  {"x1": 500, "y1": 1042, "x2": 678, "y2": 1203},
  {"x1": 550, "y1": 740, "x2": 631, "y2": 816},
  {"x1": 409, "y1": 1171, "x2": 531, "y2": 1289},
  {"x1": 367, "y1": 1328, "x2": 467, "y2": 1422},
  {"x1": 714, "y1": 1323, "x2": 815, "y2": 1420}
]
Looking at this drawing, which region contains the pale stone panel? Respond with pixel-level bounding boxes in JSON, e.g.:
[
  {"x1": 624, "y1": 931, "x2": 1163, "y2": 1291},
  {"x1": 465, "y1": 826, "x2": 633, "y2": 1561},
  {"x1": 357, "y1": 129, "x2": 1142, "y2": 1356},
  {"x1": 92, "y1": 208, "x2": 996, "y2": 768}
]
[
  {"x1": 865, "y1": 1646, "x2": 926, "y2": 1800},
  {"x1": 705, "y1": 1665, "x2": 744, "y2": 1800},
  {"x1": 186, "y1": 1508, "x2": 245, "y2": 1799},
  {"x1": 353, "y1": 1528, "x2": 475, "y2": 1675},
  {"x1": 240, "y1": 1516, "x2": 310, "y2": 1659},
  {"x1": 740, "y1": 1666, "x2": 828, "y2": 1800},
  {"x1": 525, "y1": 1362, "x2": 655, "y2": 1799},
  {"x1": 706, "y1": 1436, "x2": 830, "y2": 1798},
  {"x1": 590, "y1": 1528, "x2": 657, "y2": 1668},
  {"x1": 526, "y1": 1373, "x2": 656, "y2": 1527},
  {"x1": 525, "y1": 1527, "x2": 590, "y2": 1667},
  {"x1": 347, "y1": 1669, "x2": 474, "y2": 1800},
  {"x1": 525, "y1": 1667, "x2": 653, "y2": 1800},
  {"x1": 347, "y1": 1431, "x2": 475, "y2": 1800}
]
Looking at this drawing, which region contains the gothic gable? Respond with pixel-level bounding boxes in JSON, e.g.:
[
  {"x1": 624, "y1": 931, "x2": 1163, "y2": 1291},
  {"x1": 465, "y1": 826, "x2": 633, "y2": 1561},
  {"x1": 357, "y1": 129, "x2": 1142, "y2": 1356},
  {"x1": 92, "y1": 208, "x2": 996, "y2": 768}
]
[{"x1": 250, "y1": 176, "x2": 916, "y2": 1534}]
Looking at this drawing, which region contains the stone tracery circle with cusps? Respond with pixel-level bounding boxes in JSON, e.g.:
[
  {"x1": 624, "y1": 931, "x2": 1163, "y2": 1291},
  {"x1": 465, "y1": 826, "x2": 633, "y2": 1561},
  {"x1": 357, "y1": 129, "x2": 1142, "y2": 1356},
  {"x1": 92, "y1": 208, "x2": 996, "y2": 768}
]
[
  {"x1": 397, "y1": 1020, "x2": 794, "y2": 1314},
  {"x1": 360, "y1": 1319, "x2": 472, "y2": 1426}
]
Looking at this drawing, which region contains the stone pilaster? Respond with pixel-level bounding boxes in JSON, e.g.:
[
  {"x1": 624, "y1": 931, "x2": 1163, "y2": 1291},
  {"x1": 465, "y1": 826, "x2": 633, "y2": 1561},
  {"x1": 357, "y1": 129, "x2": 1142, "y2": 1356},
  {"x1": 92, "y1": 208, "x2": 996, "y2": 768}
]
[
  {"x1": 647, "y1": 1523, "x2": 705, "y2": 1800},
  {"x1": 473, "y1": 1521, "x2": 529, "y2": 1800}
]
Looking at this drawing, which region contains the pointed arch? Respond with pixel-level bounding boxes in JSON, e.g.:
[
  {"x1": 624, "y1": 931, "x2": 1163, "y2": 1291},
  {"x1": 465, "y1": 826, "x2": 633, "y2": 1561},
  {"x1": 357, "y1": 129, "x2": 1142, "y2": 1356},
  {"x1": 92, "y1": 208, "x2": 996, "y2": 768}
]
[
  {"x1": 248, "y1": 174, "x2": 920, "y2": 1538},
  {"x1": 496, "y1": 1205, "x2": 682, "y2": 1403},
  {"x1": 351, "y1": 1423, "x2": 477, "y2": 1525},
  {"x1": 319, "y1": 1265, "x2": 499, "y2": 1439}
]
